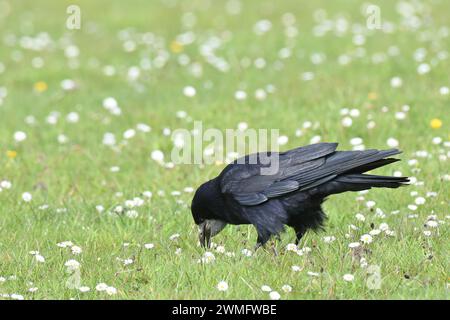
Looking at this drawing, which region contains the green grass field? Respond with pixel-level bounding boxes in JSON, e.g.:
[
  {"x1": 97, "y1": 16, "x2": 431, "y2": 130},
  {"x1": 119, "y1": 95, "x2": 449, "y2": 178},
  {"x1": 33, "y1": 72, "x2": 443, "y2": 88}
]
[{"x1": 0, "y1": 0, "x2": 448, "y2": 299}]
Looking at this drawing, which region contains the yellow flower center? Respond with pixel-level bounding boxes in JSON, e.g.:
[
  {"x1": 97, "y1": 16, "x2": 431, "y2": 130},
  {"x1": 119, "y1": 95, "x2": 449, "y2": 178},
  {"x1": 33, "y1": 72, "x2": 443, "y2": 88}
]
[
  {"x1": 34, "y1": 81, "x2": 48, "y2": 92},
  {"x1": 368, "y1": 92, "x2": 378, "y2": 100},
  {"x1": 430, "y1": 118, "x2": 442, "y2": 129},
  {"x1": 170, "y1": 41, "x2": 184, "y2": 53},
  {"x1": 6, "y1": 150, "x2": 17, "y2": 158}
]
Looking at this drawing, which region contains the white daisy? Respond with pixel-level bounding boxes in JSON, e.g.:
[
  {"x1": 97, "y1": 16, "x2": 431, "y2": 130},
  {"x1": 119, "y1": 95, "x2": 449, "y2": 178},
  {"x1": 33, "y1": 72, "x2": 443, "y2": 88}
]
[
  {"x1": 386, "y1": 137, "x2": 399, "y2": 148},
  {"x1": 151, "y1": 150, "x2": 164, "y2": 162},
  {"x1": 22, "y1": 192, "x2": 32, "y2": 202},
  {"x1": 286, "y1": 243, "x2": 298, "y2": 252},
  {"x1": 343, "y1": 274, "x2": 354, "y2": 282},
  {"x1": 269, "y1": 291, "x2": 281, "y2": 300},
  {"x1": 261, "y1": 285, "x2": 272, "y2": 292},
  {"x1": 360, "y1": 234, "x2": 373, "y2": 244},
  {"x1": 348, "y1": 242, "x2": 360, "y2": 248},
  {"x1": 95, "y1": 283, "x2": 108, "y2": 291},
  {"x1": 281, "y1": 285, "x2": 292, "y2": 293},
  {"x1": 71, "y1": 246, "x2": 82, "y2": 255},
  {"x1": 234, "y1": 90, "x2": 247, "y2": 100},
  {"x1": 201, "y1": 251, "x2": 215, "y2": 264},
  {"x1": 14, "y1": 131, "x2": 27, "y2": 142},
  {"x1": 341, "y1": 116, "x2": 353, "y2": 127},
  {"x1": 183, "y1": 86, "x2": 196, "y2": 97},
  {"x1": 79, "y1": 286, "x2": 90, "y2": 292},
  {"x1": 105, "y1": 286, "x2": 117, "y2": 295},
  {"x1": 64, "y1": 259, "x2": 80, "y2": 270},
  {"x1": 217, "y1": 281, "x2": 229, "y2": 291}
]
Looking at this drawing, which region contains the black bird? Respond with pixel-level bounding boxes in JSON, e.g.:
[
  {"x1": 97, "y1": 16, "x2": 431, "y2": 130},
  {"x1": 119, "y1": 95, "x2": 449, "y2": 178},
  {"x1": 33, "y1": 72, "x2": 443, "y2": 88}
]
[{"x1": 191, "y1": 143, "x2": 408, "y2": 249}]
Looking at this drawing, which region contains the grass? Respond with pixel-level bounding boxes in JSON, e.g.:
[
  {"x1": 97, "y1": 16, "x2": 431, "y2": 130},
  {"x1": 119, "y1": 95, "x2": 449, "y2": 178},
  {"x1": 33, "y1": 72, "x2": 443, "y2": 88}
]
[{"x1": 0, "y1": 0, "x2": 448, "y2": 299}]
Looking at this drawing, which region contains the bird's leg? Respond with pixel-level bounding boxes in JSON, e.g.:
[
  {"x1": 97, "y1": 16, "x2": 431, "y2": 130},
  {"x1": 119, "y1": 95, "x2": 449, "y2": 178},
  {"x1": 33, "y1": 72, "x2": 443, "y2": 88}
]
[
  {"x1": 255, "y1": 236, "x2": 280, "y2": 255},
  {"x1": 295, "y1": 232, "x2": 304, "y2": 245},
  {"x1": 254, "y1": 241, "x2": 278, "y2": 256},
  {"x1": 270, "y1": 240, "x2": 279, "y2": 256},
  {"x1": 254, "y1": 232, "x2": 270, "y2": 252},
  {"x1": 269, "y1": 233, "x2": 282, "y2": 256},
  {"x1": 294, "y1": 226, "x2": 306, "y2": 245}
]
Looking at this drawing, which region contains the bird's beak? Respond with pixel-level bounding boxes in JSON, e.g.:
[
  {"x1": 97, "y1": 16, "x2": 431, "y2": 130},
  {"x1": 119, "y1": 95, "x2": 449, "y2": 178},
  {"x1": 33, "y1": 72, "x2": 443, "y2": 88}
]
[{"x1": 198, "y1": 222, "x2": 211, "y2": 248}]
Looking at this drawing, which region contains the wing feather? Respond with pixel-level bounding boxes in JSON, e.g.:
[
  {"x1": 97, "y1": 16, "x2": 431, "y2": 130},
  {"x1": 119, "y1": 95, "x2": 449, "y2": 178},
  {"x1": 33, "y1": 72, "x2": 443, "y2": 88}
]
[
  {"x1": 219, "y1": 143, "x2": 338, "y2": 205},
  {"x1": 219, "y1": 142, "x2": 402, "y2": 207}
]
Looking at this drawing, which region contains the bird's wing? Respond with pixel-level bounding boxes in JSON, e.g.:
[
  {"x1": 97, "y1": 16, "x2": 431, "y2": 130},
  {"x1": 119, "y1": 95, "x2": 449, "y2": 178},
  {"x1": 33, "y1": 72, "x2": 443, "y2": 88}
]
[
  {"x1": 219, "y1": 143, "x2": 338, "y2": 205},
  {"x1": 220, "y1": 143, "x2": 402, "y2": 206}
]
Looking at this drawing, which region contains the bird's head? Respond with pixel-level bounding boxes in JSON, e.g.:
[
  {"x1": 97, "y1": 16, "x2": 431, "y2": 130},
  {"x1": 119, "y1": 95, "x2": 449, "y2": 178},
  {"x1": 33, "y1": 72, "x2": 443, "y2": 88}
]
[{"x1": 191, "y1": 180, "x2": 227, "y2": 248}]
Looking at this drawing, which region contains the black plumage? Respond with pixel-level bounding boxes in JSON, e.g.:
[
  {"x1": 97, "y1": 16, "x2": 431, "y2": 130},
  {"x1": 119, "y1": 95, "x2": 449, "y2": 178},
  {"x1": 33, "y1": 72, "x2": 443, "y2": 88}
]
[{"x1": 191, "y1": 142, "x2": 409, "y2": 248}]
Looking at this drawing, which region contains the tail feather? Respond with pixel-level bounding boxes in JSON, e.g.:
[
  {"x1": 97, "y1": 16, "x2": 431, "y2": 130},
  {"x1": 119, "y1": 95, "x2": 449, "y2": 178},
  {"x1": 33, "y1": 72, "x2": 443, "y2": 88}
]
[
  {"x1": 335, "y1": 173, "x2": 409, "y2": 188},
  {"x1": 346, "y1": 158, "x2": 400, "y2": 174},
  {"x1": 311, "y1": 148, "x2": 408, "y2": 196}
]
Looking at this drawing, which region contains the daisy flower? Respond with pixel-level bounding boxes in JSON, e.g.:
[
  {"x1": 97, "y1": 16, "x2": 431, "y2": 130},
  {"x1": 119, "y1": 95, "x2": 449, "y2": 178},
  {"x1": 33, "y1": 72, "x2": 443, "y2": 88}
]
[
  {"x1": 426, "y1": 220, "x2": 438, "y2": 228},
  {"x1": 415, "y1": 197, "x2": 426, "y2": 205},
  {"x1": 348, "y1": 242, "x2": 360, "y2": 248},
  {"x1": 35, "y1": 254, "x2": 45, "y2": 263},
  {"x1": 386, "y1": 138, "x2": 399, "y2": 148},
  {"x1": 215, "y1": 245, "x2": 226, "y2": 254},
  {"x1": 360, "y1": 234, "x2": 373, "y2": 244},
  {"x1": 217, "y1": 281, "x2": 229, "y2": 291},
  {"x1": 261, "y1": 285, "x2": 272, "y2": 292},
  {"x1": 269, "y1": 291, "x2": 281, "y2": 300},
  {"x1": 65, "y1": 259, "x2": 80, "y2": 270},
  {"x1": 169, "y1": 233, "x2": 180, "y2": 241},
  {"x1": 22, "y1": 192, "x2": 32, "y2": 202},
  {"x1": 79, "y1": 286, "x2": 90, "y2": 293},
  {"x1": 0, "y1": 180, "x2": 12, "y2": 189},
  {"x1": 341, "y1": 117, "x2": 353, "y2": 127},
  {"x1": 96, "y1": 283, "x2": 108, "y2": 291},
  {"x1": 105, "y1": 286, "x2": 117, "y2": 295},
  {"x1": 234, "y1": 90, "x2": 247, "y2": 100},
  {"x1": 365, "y1": 200, "x2": 376, "y2": 208},
  {"x1": 323, "y1": 236, "x2": 336, "y2": 243},
  {"x1": 71, "y1": 246, "x2": 82, "y2": 255},
  {"x1": 123, "y1": 129, "x2": 136, "y2": 139},
  {"x1": 151, "y1": 150, "x2": 165, "y2": 163},
  {"x1": 14, "y1": 131, "x2": 27, "y2": 142},
  {"x1": 281, "y1": 285, "x2": 292, "y2": 293},
  {"x1": 183, "y1": 86, "x2": 196, "y2": 97},
  {"x1": 277, "y1": 135, "x2": 289, "y2": 146},
  {"x1": 201, "y1": 251, "x2": 215, "y2": 264},
  {"x1": 57, "y1": 241, "x2": 73, "y2": 248},
  {"x1": 343, "y1": 274, "x2": 355, "y2": 282},
  {"x1": 286, "y1": 243, "x2": 298, "y2": 252},
  {"x1": 241, "y1": 249, "x2": 252, "y2": 257},
  {"x1": 123, "y1": 259, "x2": 133, "y2": 266}
]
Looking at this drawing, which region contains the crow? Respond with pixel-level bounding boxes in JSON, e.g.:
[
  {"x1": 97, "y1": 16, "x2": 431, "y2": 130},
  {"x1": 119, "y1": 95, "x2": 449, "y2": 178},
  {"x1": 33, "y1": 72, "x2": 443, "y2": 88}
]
[{"x1": 191, "y1": 142, "x2": 408, "y2": 249}]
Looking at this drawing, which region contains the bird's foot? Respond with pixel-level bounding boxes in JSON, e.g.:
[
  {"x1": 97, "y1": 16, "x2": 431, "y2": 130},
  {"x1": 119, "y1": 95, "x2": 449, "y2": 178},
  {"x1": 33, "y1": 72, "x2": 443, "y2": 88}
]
[{"x1": 270, "y1": 240, "x2": 278, "y2": 256}]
